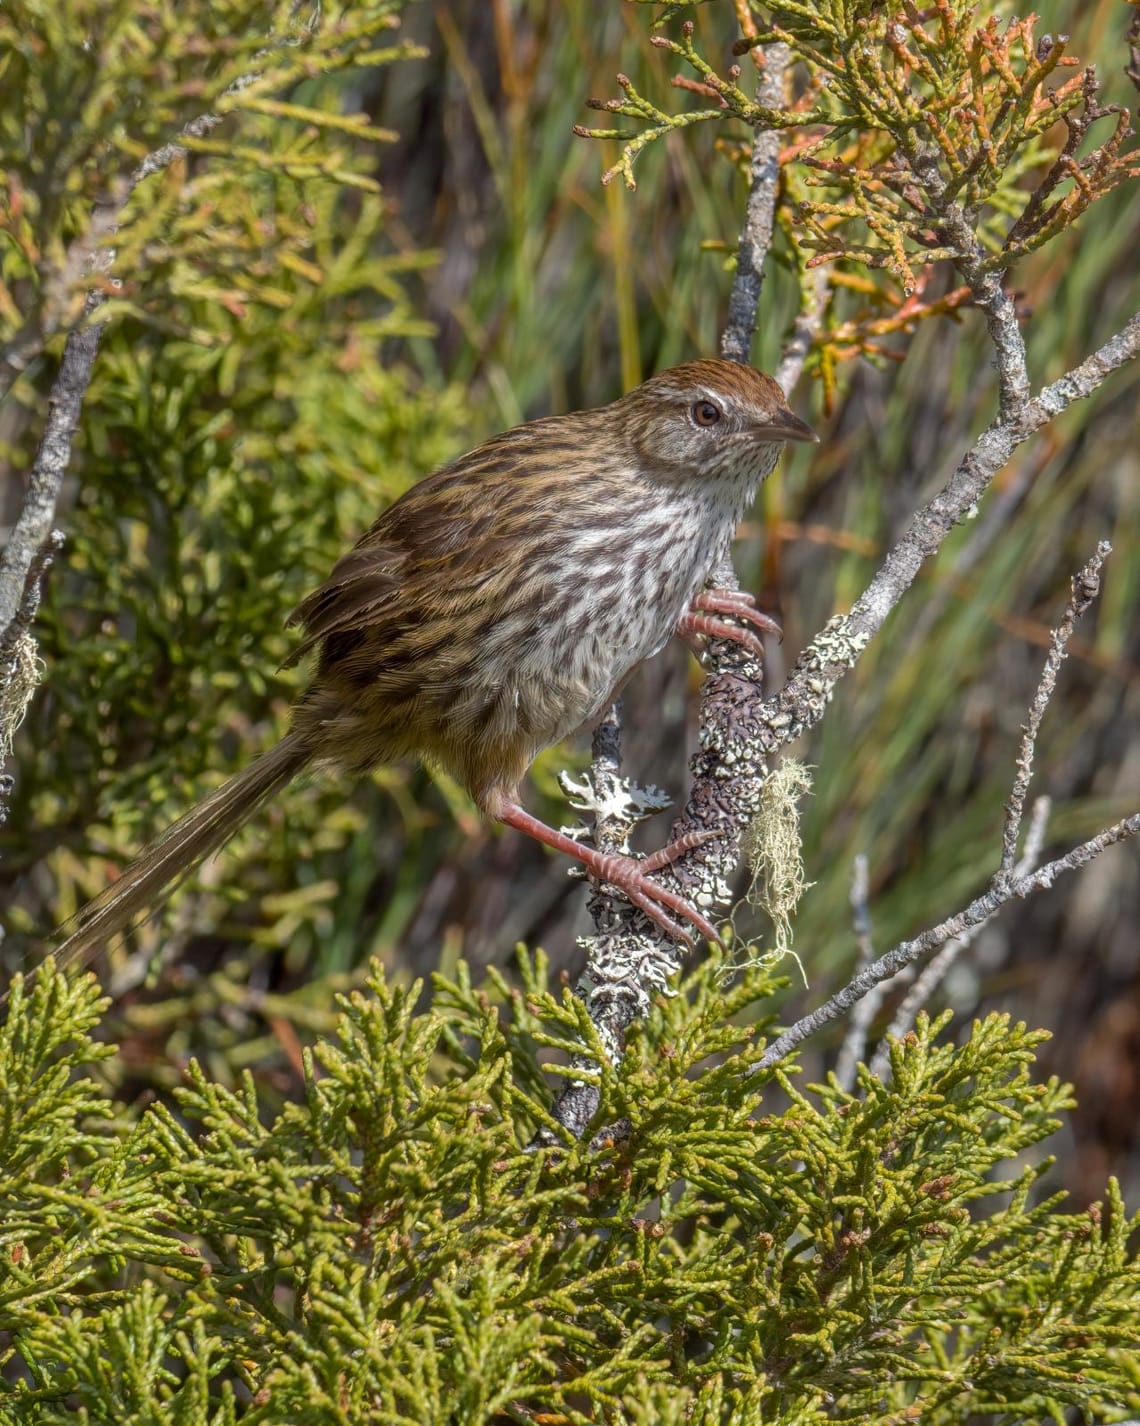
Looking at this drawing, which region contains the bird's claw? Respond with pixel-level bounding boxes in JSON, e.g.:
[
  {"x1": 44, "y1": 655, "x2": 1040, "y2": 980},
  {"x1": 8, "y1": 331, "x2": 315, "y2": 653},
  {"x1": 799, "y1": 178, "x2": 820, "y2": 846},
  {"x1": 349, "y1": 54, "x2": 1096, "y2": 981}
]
[{"x1": 693, "y1": 588, "x2": 783, "y2": 642}]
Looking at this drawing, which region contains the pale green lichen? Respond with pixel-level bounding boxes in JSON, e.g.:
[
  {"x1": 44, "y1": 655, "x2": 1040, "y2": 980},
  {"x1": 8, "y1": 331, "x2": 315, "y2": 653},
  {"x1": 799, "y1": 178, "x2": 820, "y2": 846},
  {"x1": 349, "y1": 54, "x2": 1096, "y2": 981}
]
[
  {"x1": 724, "y1": 759, "x2": 815, "y2": 986},
  {"x1": 0, "y1": 632, "x2": 42, "y2": 764}
]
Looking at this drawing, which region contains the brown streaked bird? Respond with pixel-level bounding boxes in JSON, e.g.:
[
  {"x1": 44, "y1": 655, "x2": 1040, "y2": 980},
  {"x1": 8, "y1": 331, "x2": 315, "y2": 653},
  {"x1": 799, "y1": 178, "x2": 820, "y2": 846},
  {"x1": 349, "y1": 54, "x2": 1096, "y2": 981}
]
[{"x1": 54, "y1": 360, "x2": 816, "y2": 966}]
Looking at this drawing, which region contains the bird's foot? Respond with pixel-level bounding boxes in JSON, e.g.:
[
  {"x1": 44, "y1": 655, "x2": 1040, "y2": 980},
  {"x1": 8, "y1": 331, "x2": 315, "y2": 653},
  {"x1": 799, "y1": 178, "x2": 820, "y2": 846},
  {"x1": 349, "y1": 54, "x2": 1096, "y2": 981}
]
[
  {"x1": 677, "y1": 589, "x2": 782, "y2": 659},
  {"x1": 639, "y1": 827, "x2": 721, "y2": 874},
  {"x1": 694, "y1": 588, "x2": 783, "y2": 642},
  {"x1": 497, "y1": 803, "x2": 720, "y2": 948}
]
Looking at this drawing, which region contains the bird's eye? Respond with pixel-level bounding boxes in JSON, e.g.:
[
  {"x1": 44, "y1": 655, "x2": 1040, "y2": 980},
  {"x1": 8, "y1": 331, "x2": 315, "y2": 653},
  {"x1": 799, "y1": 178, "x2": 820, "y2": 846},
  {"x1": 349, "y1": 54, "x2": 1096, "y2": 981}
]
[{"x1": 691, "y1": 399, "x2": 722, "y2": 427}]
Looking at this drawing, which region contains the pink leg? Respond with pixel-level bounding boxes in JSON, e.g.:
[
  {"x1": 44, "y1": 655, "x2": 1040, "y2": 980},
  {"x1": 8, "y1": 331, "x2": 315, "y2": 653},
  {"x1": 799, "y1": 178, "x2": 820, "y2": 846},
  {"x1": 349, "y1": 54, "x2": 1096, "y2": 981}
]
[
  {"x1": 692, "y1": 589, "x2": 783, "y2": 642},
  {"x1": 497, "y1": 802, "x2": 721, "y2": 948}
]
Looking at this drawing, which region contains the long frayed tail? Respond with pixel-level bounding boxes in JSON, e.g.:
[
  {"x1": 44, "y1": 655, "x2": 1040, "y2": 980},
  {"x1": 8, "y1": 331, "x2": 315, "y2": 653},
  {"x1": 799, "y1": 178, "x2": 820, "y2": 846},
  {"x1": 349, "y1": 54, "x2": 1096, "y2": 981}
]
[{"x1": 54, "y1": 733, "x2": 313, "y2": 973}]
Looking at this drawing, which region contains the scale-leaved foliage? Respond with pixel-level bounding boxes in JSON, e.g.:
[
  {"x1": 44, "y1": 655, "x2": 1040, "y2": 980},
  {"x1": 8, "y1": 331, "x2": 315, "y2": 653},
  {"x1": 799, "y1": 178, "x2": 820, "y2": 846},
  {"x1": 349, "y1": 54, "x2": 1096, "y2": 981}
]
[{"x1": 1, "y1": 956, "x2": 1138, "y2": 1423}]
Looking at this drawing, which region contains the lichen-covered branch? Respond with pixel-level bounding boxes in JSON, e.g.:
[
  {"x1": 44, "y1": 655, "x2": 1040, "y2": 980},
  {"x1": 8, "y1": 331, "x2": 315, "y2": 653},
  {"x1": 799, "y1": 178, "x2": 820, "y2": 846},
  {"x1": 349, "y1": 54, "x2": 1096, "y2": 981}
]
[
  {"x1": 0, "y1": 311, "x2": 108, "y2": 645},
  {"x1": 0, "y1": 530, "x2": 65, "y2": 828},
  {"x1": 545, "y1": 701, "x2": 675, "y2": 1139},
  {"x1": 754, "y1": 312, "x2": 1140, "y2": 760}
]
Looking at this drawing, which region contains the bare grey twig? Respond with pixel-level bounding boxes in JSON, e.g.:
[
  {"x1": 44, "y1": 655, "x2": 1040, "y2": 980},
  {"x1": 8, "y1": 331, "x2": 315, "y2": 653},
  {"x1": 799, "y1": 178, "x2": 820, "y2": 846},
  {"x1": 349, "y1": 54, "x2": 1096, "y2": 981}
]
[
  {"x1": 0, "y1": 46, "x2": 299, "y2": 864},
  {"x1": 721, "y1": 43, "x2": 788, "y2": 366},
  {"x1": 1012, "y1": 789, "x2": 1053, "y2": 880},
  {"x1": 0, "y1": 74, "x2": 275, "y2": 645},
  {"x1": 757, "y1": 811, "x2": 1139, "y2": 1072},
  {"x1": 834, "y1": 854, "x2": 886, "y2": 1092},
  {"x1": 1001, "y1": 544, "x2": 1109, "y2": 875},
  {"x1": 789, "y1": 540, "x2": 1115, "y2": 1078},
  {"x1": 775, "y1": 263, "x2": 829, "y2": 398},
  {"x1": 754, "y1": 313, "x2": 1140, "y2": 763},
  {"x1": 851, "y1": 549, "x2": 1111, "y2": 1080},
  {"x1": 867, "y1": 794, "x2": 1052, "y2": 1081}
]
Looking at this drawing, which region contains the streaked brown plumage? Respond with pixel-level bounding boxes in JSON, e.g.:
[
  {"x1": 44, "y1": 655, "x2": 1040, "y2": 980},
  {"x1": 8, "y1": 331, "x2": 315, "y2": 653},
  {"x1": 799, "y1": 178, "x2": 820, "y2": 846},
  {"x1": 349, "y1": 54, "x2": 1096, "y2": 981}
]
[{"x1": 55, "y1": 360, "x2": 815, "y2": 964}]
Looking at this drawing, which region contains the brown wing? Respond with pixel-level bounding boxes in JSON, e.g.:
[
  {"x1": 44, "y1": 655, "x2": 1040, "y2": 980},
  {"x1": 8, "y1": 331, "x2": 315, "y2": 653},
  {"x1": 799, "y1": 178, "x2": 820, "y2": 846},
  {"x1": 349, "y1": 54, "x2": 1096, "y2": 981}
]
[
  {"x1": 281, "y1": 541, "x2": 405, "y2": 670},
  {"x1": 280, "y1": 411, "x2": 601, "y2": 673}
]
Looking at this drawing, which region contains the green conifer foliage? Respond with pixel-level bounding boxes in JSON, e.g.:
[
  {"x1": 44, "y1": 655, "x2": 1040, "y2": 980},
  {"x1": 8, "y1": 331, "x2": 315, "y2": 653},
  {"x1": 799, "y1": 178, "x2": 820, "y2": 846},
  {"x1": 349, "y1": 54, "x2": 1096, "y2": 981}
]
[{"x1": 2, "y1": 958, "x2": 1138, "y2": 1422}]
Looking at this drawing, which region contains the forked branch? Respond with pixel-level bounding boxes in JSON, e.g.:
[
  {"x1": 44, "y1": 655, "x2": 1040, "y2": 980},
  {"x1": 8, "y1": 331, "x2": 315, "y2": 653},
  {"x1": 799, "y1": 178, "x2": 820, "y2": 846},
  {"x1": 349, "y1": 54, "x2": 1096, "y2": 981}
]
[
  {"x1": 558, "y1": 11, "x2": 1139, "y2": 1130},
  {"x1": 759, "y1": 543, "x2": 1134, "y2": 1073}
]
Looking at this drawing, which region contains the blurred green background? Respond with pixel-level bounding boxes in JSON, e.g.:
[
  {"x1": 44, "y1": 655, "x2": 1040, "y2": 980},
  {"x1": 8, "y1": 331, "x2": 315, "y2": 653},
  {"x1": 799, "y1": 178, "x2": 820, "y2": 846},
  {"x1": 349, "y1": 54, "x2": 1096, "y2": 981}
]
[{"x1": 1, "y1": 0, "x2": 1137, "y2": 1206}]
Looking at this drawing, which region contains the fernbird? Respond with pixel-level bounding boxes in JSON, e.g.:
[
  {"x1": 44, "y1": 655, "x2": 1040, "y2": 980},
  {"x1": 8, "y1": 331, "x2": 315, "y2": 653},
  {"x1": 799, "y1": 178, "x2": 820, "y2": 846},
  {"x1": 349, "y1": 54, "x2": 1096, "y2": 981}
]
[{"x1": 56, "y1": 359, "x2": 815, "y2": 964}]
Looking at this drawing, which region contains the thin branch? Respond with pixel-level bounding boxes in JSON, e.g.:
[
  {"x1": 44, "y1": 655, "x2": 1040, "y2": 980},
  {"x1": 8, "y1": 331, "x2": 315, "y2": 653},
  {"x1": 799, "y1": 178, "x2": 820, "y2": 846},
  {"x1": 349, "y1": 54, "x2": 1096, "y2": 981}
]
[
  {"x1": 721, "y1": 43, "x2": 789, "y2": 365},
  {"x1": 754, "y1": 311, "x2": 1140, "y2": 763},
  {"x1": 0, "y1": 305, "x2": 109, "y2": 647},
  {"x1": 0, "y1": 203, "x2": 118, "y2": 398},
  {"x1": 757, "y1": 812, "x2": 1140, "y2": 1072},
  {"x1": 770, "y1": 538, "x2": 1117, "y2": 1075},
  {"x1": 867, "y1": 794, "x2": 1052, "y2": 1081},
  {"x1": 1129, "y1": 4, "x2": 1140, "y2": 95},
  {"x1": 1001, "y1": 544, "x2": 1108, "y2": 875},
  {"x1": 834, "y1": 854, "x2": 888, "y2": 1092},
  {"x1": 0, "y1": 71, "x2": 273, "y2": 645},
  {"x1": 952, "y1": 244, "x2": 1030, "y2": 421},
  {"x1": 0, "y1": 530, "x2": 65, "y2": 674},
  {"x1": 775, "y1": 263, "x2": 828, "y2": 397},
  {"x1": 0, "y1": 531, "x2": 65, "y2": 828}
]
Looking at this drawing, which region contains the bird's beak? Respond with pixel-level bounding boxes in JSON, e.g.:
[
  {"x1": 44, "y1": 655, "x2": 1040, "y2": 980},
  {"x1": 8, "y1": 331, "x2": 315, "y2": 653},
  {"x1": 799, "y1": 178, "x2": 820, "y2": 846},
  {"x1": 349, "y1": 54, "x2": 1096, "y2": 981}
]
[{"x1": 754, "y1": 406, "x2": 818, "y2": 444}]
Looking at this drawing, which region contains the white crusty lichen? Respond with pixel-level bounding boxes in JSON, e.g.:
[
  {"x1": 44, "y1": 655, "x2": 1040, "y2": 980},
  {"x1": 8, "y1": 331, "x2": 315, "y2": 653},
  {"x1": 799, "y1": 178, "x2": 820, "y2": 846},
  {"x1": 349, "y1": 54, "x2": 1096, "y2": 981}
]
[
  {"x1": 559, "y1": 769, "x2": 672, "y2": 824},
  {"x1": 759, "y1": 614, "x2": 872, "y2": 746},
  {"x1": 802, "y1": 613, "x2": 872, "y2": 670}
]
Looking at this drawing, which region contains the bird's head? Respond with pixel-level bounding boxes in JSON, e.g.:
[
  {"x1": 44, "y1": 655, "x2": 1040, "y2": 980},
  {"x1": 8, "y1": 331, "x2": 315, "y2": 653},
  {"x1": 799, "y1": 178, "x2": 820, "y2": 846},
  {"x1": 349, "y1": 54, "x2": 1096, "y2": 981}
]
[{"x1": 619, "y1": 359, "x2": 817, "y2": 479}]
